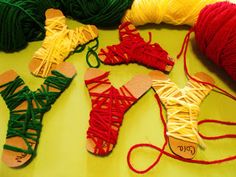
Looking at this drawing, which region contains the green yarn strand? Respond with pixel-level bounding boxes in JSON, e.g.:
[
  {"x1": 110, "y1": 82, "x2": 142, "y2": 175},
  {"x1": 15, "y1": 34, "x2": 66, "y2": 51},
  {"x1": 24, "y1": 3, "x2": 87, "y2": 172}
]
[
  {"x1": 59, "y1": 0, "x2": 133, "y2": 27},
  {"x1": 0, "y1": 0, "x2": 59, "y2": 52}
]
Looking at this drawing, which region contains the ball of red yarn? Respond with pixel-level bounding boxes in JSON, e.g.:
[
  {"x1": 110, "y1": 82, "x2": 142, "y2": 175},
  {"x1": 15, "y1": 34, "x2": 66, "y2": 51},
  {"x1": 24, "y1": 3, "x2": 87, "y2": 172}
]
[{"x1": 194, "y1": 1, "x2": 236, "y2": 81}]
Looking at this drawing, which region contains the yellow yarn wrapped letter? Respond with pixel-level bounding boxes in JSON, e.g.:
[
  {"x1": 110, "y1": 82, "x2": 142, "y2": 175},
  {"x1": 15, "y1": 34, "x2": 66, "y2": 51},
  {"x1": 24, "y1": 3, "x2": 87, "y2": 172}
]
[{"x1": 29, "y1": 9, "x2": 98, "y2": 78}]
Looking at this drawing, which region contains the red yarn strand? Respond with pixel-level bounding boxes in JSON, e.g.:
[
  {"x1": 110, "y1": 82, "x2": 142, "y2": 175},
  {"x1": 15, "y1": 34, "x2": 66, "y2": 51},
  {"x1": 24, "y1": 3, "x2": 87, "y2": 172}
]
[
  {"x1": 127, "y1": 95, "x2": 168, "y2": 174},
  {"x1": 198, "y1": 119, "x2": 236, "y2": 140}
]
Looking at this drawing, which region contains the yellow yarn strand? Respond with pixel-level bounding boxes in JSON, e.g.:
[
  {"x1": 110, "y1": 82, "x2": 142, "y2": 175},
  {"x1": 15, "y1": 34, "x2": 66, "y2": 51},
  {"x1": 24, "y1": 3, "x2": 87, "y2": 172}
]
[
  {"x1": 152, "y1": 77, "x2": 213, "y2": 148},
  {"x1": 122, "y1": 0, "x2": 236, "y2": 26},
  {"x1": 32, "y1": 13, "x2": 98, "y2": 78}
]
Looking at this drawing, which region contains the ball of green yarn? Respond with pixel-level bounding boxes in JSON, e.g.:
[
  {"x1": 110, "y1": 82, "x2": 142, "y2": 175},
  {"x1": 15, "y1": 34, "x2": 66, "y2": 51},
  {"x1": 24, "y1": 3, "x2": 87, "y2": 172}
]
[
  {"x1": 0, "y1": 0, "x2": 59, "y2": 52},
  {"x1": 59, "y1": 0, "x2": 133, "y2": 27}
]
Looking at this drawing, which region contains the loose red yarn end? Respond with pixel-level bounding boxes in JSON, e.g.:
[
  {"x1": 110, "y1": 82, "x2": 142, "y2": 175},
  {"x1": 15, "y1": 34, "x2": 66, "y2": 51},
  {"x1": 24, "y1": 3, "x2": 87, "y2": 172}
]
[
  {"x1": 127, "y1": 95, "x2": 168, "y2": 174},
  {"x1": 198, "y1": 119, "x2": 236, "y2": 140}
]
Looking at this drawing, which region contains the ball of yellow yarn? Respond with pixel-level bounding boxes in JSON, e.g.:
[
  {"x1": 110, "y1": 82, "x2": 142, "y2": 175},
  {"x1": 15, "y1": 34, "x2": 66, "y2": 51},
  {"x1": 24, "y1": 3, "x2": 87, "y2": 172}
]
[{"x1": 122, "y1": 0, "x2": 236, "y2": 26}]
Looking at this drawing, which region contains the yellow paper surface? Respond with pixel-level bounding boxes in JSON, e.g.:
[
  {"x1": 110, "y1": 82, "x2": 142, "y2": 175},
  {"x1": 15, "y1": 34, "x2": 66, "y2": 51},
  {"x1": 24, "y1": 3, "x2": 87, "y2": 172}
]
[{"x1": 0, "y1": 20, "x2": 236, "y2": 177}]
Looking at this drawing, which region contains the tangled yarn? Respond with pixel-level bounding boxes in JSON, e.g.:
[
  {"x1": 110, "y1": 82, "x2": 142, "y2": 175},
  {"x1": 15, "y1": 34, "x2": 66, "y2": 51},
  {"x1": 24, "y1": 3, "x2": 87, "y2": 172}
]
[
  {"x1": 194, "y1": 1, "x2": 236, "y2": 81},
  {"x1": 0, "y1": 0, "x2": 59, "y2": 52},
  {"x1": 122, "y1": 0, "x2": 236, "y2": 26},
  {"x1": 59, "y1": 0, "x2": 133, "y2": 27}
]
